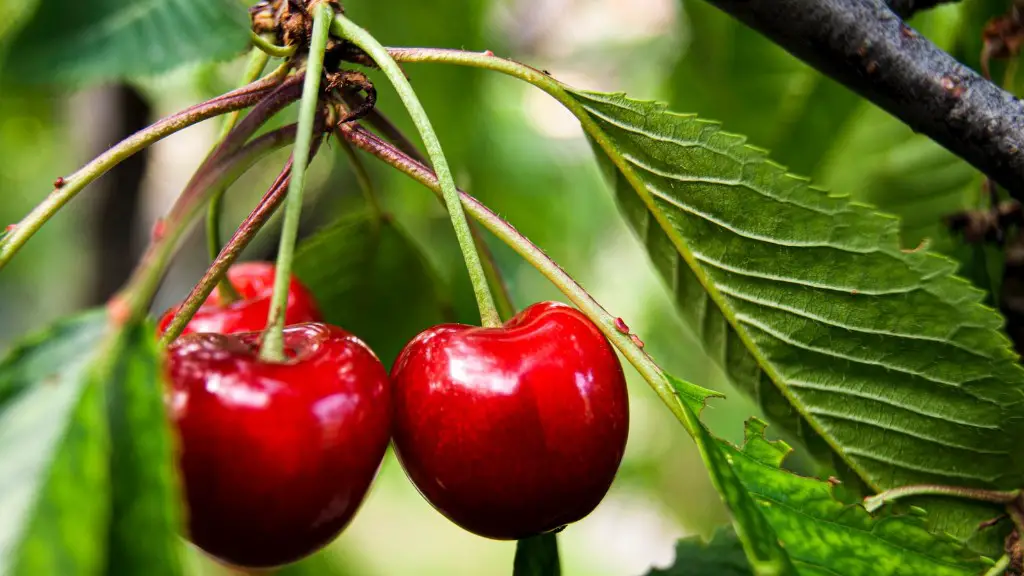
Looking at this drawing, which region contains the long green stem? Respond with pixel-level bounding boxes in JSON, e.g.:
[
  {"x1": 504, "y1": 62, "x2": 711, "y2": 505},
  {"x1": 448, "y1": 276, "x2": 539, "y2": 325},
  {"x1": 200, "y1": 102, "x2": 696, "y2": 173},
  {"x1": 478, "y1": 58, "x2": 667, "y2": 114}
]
[
  {"x1": 337, "y1": 124, "x2": 679, "y2": 424},
  {"x1": 332, "y1": 16, "x2": 501, "y2": 328},
  {"x1": 260, "y1": 2, "x2": 333, "y2": 361},
  {"x1": 0, "y1": 83, "x2": 276, "y2": 272},
  {"x1": 206, "y1": 47, "x2": 274, "y2": 303}
]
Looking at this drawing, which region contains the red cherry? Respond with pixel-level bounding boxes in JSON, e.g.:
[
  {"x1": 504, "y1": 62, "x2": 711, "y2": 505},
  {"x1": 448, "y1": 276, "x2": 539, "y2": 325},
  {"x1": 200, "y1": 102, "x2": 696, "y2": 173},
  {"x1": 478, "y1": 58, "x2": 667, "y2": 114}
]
[
  {"x1": 165, "y1": 323, "x2": 391, "y2": 567},
  {"x1": 157, "y1": 262, "x2": 321, "y2": 336},
  {"x1": 390, "y1": 301, "x2": 629, "y2": 540}
]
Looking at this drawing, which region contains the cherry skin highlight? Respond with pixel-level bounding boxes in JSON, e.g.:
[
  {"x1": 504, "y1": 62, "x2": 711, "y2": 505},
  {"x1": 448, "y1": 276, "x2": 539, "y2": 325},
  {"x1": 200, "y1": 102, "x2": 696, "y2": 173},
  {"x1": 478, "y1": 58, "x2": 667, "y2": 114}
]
[
  {"x1": 165, "y1": 323, "x2": 391, "y2": 568},
  {"x1": 157, "y1": 261, "x2": 320, "y2": 336},
  {"x1": 390, "y1": 301, "x2": 629, "y2": 540}
]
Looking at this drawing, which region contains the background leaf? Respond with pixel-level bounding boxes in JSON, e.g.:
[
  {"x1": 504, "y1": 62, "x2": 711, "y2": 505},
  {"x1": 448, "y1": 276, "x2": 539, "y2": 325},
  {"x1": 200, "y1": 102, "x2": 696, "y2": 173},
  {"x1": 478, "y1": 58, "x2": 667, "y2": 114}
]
[
  {"x1": 513, "y1": 533, "x2": 561, "y2": 576},
  {"x1": 568, "y1": 88, "x2": 1024, "y2": 551},
  {"x1": 98, "y1": 319, "x2": 183, "y2": 575},
  {"x1": 644, "y1": 528, "x2": 750, "y2": 576},
  {"x1": 2, "y1": 0, "x2": 249, "y2": 86},
  {"x1": 293, "y1": 209, "x2": 452, "y2": 366},
  {"x1": 0, "y1": 311, "x2": 110, "y2": 575}
]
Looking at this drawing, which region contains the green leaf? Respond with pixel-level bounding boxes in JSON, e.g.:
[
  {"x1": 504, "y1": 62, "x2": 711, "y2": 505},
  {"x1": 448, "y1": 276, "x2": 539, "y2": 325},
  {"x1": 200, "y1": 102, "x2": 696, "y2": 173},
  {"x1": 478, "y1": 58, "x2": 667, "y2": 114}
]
[
  {"x1": 666, "y1": 375, "x2": 991, "y2": 575},
  {"x1": 3, "y1": 0, "x2": 249, "y2": 86},
  {"x1": 724, "y1": 418, "x2": 992, "y2": 575},
  {"x1": 816, "y1": 105, "x2": 980, "y2": 256},
  {"x1": 668, "y1": 376, "x2": 797, "y2": 575},
  {"x1": 644, "y1": 527, "x2": 751, "y2": 576},
  {"x1": 96, "y1": 319, "x2": 183, "y2": 575},
  {"x1": 0, "y1": 310, "x2": 111, "y2": 575},
  {"x1": 293, "y1": 209, "x2": 452, "y2": 366},
  {"x1": 513, "y1": 533, "x2": 561, "y2": 576},
  {"x1": 669, "y1": 1, "x2": 859, "y2": 176},
  {"x1": 568, "y1": 88, "x2": 1024, "y2": 548}
]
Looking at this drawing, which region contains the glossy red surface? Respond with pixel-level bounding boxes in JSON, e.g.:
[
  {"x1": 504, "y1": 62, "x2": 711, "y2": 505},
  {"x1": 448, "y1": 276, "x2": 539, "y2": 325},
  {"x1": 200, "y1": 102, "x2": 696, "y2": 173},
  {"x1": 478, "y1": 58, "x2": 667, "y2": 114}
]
[
  {"x1": 390, "y1": 301, "x2": 629, "y2": 540},
  {"x1": 165, "y1": 323, "x2": 391, "y2": 568},
  {"x1": 157, "y1": 261, "x2": 321, "y2": 336}
]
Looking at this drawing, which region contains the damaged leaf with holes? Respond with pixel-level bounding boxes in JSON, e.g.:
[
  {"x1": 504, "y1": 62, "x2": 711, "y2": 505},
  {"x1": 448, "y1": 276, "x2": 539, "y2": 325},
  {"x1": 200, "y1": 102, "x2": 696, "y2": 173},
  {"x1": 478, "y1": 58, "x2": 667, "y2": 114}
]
[
  {"x1": 656, "y1": 374, "x2": 993, "y2": 575},
  {"x1": 568, "y1": 88, "x2": 1024, "y2": 553}
]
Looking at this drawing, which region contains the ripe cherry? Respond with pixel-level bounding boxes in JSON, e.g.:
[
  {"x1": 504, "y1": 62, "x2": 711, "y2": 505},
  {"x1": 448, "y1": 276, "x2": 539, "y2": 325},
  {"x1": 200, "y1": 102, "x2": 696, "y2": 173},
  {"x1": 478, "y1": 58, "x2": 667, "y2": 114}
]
[
  {"x1": 165, "y1": 323, "x2": 391, "y2": 567},
  {"x1": 390, "y1": 301, "x2": 629, "y2": 540},
  {"x1": 157, "y1": 261, "x2": 320, "y2": 336}
]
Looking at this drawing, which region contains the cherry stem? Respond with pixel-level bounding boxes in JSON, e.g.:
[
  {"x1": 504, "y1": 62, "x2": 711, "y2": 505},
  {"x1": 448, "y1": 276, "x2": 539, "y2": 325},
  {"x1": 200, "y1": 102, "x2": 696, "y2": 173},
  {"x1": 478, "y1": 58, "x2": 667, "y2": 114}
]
[
  {"x1": 160, "y1": 143, "x2": 308, "y2": 346},
  {"x1": 862, "y1": 485, "x2": 1021, "y2": 513},
  {"x1": 983, "y1": 555, "x2": 1010, "y2": 576},
  {"x1": 259, "y1": 1, "x2": 333, "y2": 362},
  {"x1": 251, "y1": 30, "x2": 296, "y2": 58},
  {"x1": 206, "y1": 47, "x2": 275, "y2": 304},
  {"x1": 332, "y1": 14, "x2": 502, "y2": 328},
  {"x1": 0, "y1": 73, "x2": 286, "y2": 273},
  {"x1": 336, "y1": 124, "x2": 682, "y2": 424},
  {"x1": 116, "y1": 121, "x2": 300, "y2": 322},
  {"x1": 350, "y1": 103, "x2": 516, "y2": 320},
  {"x1": 382, "y1": 46, "x2": 755, "y2": 433}
]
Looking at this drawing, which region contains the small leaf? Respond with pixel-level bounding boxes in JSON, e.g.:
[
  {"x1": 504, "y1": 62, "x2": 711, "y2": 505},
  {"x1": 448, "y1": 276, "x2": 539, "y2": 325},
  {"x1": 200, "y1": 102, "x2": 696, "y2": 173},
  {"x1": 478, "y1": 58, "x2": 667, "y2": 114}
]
[
  {"x1": 293, "y1": 210, "x2": 452, "y2": 366},
  {"x1": 665, "y1": 375, "x2": 992, "y2": 575},
  {"x1": 568, "y1": 88, "x2": 1024, "y2": 548},
  {"x1": 667, "y1": 375, "x2": 797, "y2": 575},
  {"x1": 514, "y1": 533, "x2": 561, "y2": 576},
  {"x1": 97, "y1": 319, "x2": 183, "y2": 574},
  {"x1": 0, "y1": 310, "x2": 111, "y2": 575},
  {"x1": 723, "y1": 418, "x2": 992, "y2": 575},
  {"x1": 644, "y1": 527, "x2": 751, "y2": 576},
  {"x1": 3, "y1": 0, "x2": 249, "y2": 86}
]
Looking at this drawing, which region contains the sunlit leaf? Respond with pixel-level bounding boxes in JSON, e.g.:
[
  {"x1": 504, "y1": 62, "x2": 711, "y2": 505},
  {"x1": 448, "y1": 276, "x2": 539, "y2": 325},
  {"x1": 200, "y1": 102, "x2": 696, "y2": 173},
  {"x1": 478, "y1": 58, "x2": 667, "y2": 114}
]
[
  {"x1": 569, "y1": 88, "x2": 1024, "y2": 551},
  {"x1": 0, "y1": 311, "x2": 110, "y2": 575},
  {"x1": 3, "y1": 0, "x2": 249, "y2": 86}
]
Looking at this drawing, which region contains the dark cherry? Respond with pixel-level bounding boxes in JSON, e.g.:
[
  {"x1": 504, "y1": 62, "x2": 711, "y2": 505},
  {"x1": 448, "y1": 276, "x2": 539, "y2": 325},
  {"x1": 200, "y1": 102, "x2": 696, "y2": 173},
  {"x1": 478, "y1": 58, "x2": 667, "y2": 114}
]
[
  {"x1": 390, "y1": 301, "x2": 629, "y2": 540},
  {"x1": 165, "y1": 323, "x2": 391, "y2": 568},
  {"x1": 157, "y1": 261, "x2": 320, "y2": 336}
]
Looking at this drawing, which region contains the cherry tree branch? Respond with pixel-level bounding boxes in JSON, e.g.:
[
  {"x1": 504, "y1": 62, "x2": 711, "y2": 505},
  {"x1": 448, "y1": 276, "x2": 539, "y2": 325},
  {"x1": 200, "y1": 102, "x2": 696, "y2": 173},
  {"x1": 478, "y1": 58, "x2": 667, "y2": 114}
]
[{"x1": 702, "y1": 0, "x2": 1024, "y2": 198}]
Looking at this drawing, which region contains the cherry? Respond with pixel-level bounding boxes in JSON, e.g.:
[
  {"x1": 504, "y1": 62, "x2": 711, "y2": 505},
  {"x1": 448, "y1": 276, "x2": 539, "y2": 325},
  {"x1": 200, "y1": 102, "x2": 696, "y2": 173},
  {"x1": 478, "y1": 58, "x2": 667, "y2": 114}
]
[
  {"x1": 165, "y1": 323, "x2": 391, "y2": 567},
  {"x1": 157, "y1": 261, "x2": 321, "y2": 336},
  {"x1": 390, "y1": 301, "x2": 629, "y2": 540}
]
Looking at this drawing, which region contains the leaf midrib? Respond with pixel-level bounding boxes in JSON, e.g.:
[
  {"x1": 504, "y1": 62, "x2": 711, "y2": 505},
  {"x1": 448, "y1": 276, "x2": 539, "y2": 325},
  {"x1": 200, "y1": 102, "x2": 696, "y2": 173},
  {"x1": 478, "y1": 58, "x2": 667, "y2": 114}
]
[{"x1": 567, "y1": 87, "x2": 911, "y2": 494}]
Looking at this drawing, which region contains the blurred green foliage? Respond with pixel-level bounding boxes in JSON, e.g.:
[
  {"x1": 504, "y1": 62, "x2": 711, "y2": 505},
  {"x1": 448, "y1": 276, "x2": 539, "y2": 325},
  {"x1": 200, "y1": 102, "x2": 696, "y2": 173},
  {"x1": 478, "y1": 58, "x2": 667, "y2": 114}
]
[{"x1": 0, "y1": 0, "x2": 1016, "y2": 574}]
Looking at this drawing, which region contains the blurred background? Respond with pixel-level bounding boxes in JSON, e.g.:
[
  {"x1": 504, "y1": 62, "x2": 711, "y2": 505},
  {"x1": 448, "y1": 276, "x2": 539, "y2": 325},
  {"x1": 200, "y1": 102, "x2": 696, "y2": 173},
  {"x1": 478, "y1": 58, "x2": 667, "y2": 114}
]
[{"x1": 0, "y1": 0, "x2": 1013, "y2": 574}]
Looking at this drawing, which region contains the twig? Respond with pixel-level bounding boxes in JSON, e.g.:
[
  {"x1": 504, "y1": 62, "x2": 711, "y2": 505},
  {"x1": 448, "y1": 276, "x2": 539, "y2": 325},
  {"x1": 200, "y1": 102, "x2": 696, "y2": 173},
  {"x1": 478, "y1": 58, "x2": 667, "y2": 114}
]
[{"x1": 700, "y1": 0, "x2": 1024, "y2": 198}]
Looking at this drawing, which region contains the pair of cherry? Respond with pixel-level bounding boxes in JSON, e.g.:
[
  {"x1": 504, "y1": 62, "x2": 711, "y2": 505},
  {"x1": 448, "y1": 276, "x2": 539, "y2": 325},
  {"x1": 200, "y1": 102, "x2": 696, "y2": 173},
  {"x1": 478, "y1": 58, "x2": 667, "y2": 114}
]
[{"x1": 160, "y1": 262, "x2": 630, "y2": 568}]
